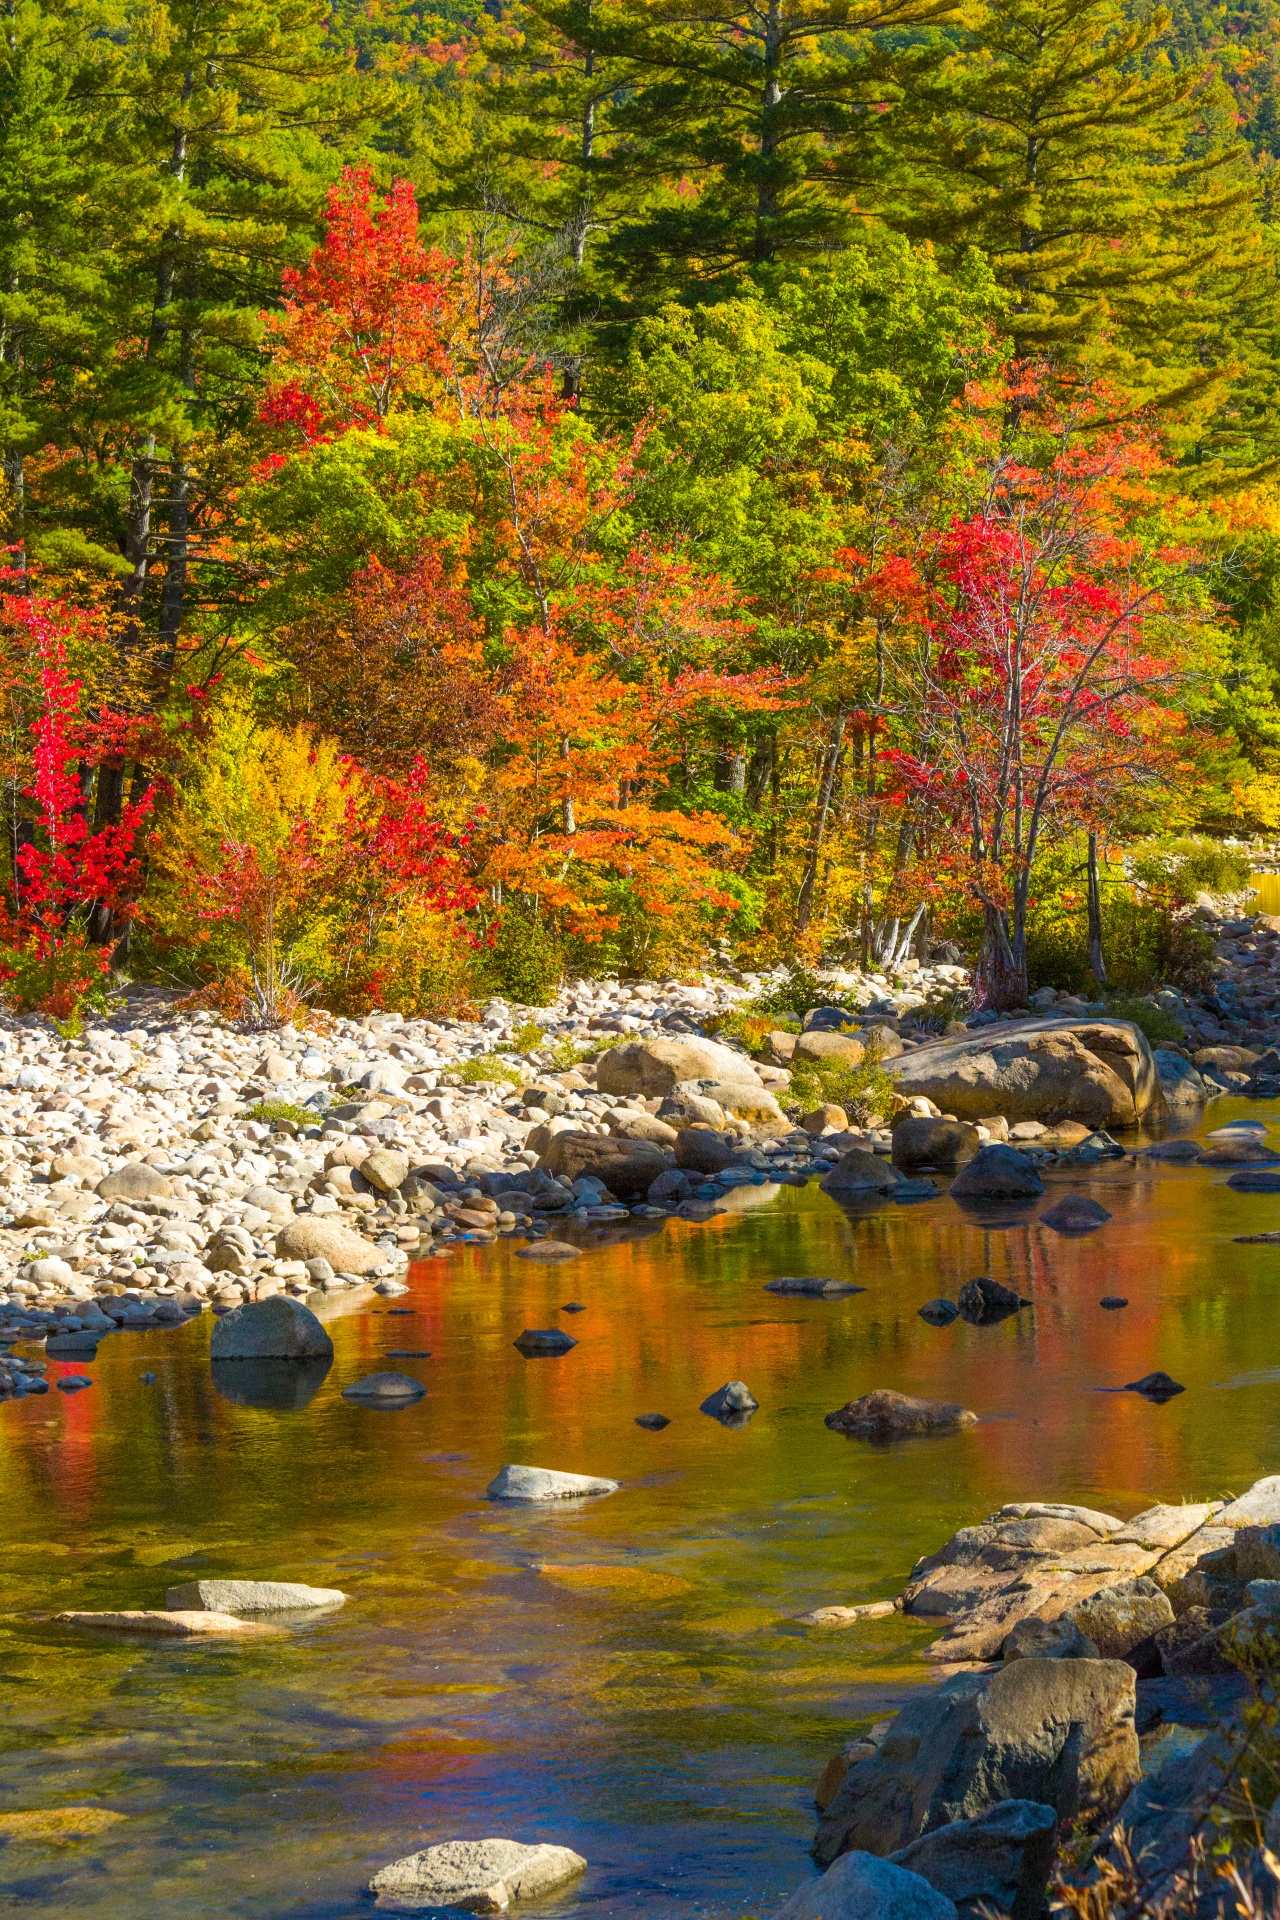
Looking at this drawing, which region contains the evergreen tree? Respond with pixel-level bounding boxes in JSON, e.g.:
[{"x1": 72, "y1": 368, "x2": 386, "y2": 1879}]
[
  {"x1": 472, "y1": 0, "x2": 959, "y2": 308},
  {"x1": 891, "y1": 0, "x2": 1265, "y2": 402}
]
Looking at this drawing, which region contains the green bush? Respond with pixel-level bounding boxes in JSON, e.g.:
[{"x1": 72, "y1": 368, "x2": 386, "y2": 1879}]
[
  {"x1": 750, "y1": 966, "x2": 855, "y2": 1020},
  {"x1": 246, "y1": 1099, "x2": 318, "y2": 1129},
  {"x1": 454, "y1": 1053, "x2": 525, "y2": 1088},
  {"x1": 1101, "y1": 994, "x2": 1186, "y2": 1047},
  {"x1": 484, "y1": 906, "x2": 565, "y2": 1006},
  {"x1": 1130, "y1": 835, "x2": 1254, "y2": 905},
  {"x1": 786, "y1": 1047, "x2": 894, "y2": 1126}
]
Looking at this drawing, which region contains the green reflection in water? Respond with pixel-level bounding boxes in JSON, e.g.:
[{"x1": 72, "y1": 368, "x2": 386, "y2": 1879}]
[{"x1": 5, "y1": 1107, "x2": 1280, "y2": 1916}]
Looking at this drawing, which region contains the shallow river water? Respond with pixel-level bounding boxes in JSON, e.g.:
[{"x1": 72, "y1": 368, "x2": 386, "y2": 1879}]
[{"x1": 6, "y1": 1101, "x2": 1280, "y2": 1918}]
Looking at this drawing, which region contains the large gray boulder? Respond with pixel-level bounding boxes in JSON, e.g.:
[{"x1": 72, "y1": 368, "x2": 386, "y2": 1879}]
[
  {"x1": 368, "y1": 1837, "x2": 587, "y2": 1911},
  {"x1": 888, "y1": 1800, "x2": 1058, "y2": 1920},
  {"x1": 537, "y1": 1131, "x2": 667, "y2": 1198},
  {"x1": 597, "y1": 1036, "x2": 762, "y2": 1096},
  {"x1": 890, "y1": 1018, "x2": 1165, "y2": 1128},
  {"x1": 1064, "y1": 1577, "x2": 1174, "y2": 1659},
  {"x1": 674, "y1": 1128, "x2": 740, "y2": 1175},
  {"x1": 814, "y1": 1657, "x2": 1139, "y2": 1864},
  {"x1": 165, "y1": 1578, "x2": 345, "y2": 1611},
  {"x1": 208, "y1": 1296, "x2": 334, "y2": 1362},
  {"x1": 776, "y1": 1852, "x2": 957, "y2": 1920}
]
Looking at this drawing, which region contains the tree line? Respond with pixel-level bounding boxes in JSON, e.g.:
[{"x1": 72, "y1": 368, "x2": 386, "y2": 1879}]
[{"x1": 0, "y1": 0, "x2": 1277, "y2": 1016}]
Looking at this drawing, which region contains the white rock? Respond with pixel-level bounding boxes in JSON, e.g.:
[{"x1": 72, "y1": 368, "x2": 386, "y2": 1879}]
[
  {"x1": 164, "y1": 1578, "x2": 345, "y2": 1612},
  {"x1": 368, "y1": 1837, "x2": 587, "y2": 1911},
  {"x1": 486, "y1": 1465, "x2": 619, "y2": 1502}
]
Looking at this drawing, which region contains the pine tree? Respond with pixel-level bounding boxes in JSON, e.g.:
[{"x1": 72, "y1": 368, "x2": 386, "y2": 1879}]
[
  {"x1": 891, "y1": 0, "x2": 1266, "y2": 401},
  {"x1": 471, "y1": 0, "x2": 960, "y2": 308},
  {"x1": 71, "y1": 0, "x2": 365, "y2": 681}
]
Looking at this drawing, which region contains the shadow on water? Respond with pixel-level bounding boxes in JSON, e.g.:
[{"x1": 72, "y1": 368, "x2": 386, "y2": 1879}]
[{"x1": 5, "y1": 1097, "x2": 1280, "y2": 1916}]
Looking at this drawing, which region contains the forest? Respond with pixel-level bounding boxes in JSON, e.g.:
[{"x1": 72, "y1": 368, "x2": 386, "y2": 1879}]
[{"x1": 5, "y1": 0, "x2": 1280, "y2": 1021}]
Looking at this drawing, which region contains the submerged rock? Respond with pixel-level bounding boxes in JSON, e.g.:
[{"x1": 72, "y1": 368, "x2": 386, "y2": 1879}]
[
  {"x1": 1039, "y1": 1195, "x2": 1112, "y2": 1234},
  {"x1": 957, "y1": 1276, "x2": 1029, "y2": 1326},
  {"x1": 57, "y1": 1609, "x2": 278, "y2": 1637},
  {"x1": 1125, "y1": 1371, "x2": 1185, "y2": 1403},
  {"x1": 918, "y1": 1298, "x2": 959, "y2": 1327},
  {"x1": 764, "y1": 1276, "x2": 864, "y2": 1298},
  {"x1": 634, "y1": 1413, "x2": 670, "y2": 1430},
  {"x1": 341, "y1": 1371, "x2": 426, "y2": 1405},
  {"x1": 368, "y1": 1836, "x2": 587, "y2": 1912},
  {"x1": 825, "y1": 1390, "x2": 977, "y2": 1439}
]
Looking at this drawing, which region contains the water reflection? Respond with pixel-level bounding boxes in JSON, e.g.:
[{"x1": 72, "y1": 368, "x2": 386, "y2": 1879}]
[
  {"x1": 211, "y1": 1356, "x2": 333, "y2": 1411},
  {"x1": 4, "y1": 1101, "x2": 1280, "y2": 1917}
]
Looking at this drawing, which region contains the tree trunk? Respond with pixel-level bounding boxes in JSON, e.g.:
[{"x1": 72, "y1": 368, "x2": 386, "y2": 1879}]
[
  {"x1": 746, "y1": 733, "x2": 774, "y2": 806},
  {"x1": 979, "y1": 904, "x2": 1027, "y2": 1010},
  {"x1": 1087, "y1": 831, "x2": 1107, "y2": 987},
  {"x1": 754, "y1": 0, "x2": 783, "y2": 262},
  {"x1": 796, "y1": 708, "x2": 845, "y2": 933}
]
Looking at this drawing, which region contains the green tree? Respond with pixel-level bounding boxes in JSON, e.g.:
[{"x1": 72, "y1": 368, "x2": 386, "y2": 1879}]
[{"x1": 892, "y1": 0, "x2": 1265, "y2": 404}]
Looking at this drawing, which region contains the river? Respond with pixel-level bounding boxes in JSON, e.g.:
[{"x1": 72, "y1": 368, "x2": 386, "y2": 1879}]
[{"x1": 4, "y1": 1102, "x2": 1280, "y2": 1916}]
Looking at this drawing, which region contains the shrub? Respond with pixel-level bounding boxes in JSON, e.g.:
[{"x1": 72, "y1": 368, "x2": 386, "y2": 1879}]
[
  {"x1": 1102, "y1": 993, "x2": 1186, "y2": 1046},
  {"x1": 484, "y1": 905, "x2": 565, "y2": 1006},
  {"x1": 512, "y1": 1018, "x2": 547, "y2": 1052},
  {"x1": 706, "y1": 1008, "x2": 789, "y2": 1054},
  {"x1": 245, "y1": 1099, "x2": 318, "y2": 1129},
  {"x1": 1130, "y1": 835, "x2": 1254, "y2": 905},
  {"x1": 454, "y1": 1053, "x2": 524, "y2": 1087},
  {"x1": 785, "y1": 1046, "x2": 894, "y2": 1126},
  {"x1": 750, "y1": 966, "x2": 853, "y2": 1020}
]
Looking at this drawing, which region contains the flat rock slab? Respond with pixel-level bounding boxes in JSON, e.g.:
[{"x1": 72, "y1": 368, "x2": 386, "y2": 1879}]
[
  {"x1": 514, "y1": 1242, "x2": 582, "y2": 1261},
  {"x1": 369, "y1": 1836, "x2": 587, "y2": 1912},
  {"x1": 487, "y1": 1464, "x2": 619, "y2": 1502},
  {"x1": 165, "y1": 1579, "x2": 347, "y2": 1612},
  {"x1": 764, "y1": 1277, "x2": 864, "y2": 1298},
  {"x1": 56, "y1": 1610, "x2": 279, "y2": 1637}
]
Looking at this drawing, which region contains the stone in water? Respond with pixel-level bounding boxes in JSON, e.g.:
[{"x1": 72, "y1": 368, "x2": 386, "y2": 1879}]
[
  {"x1": 1125, "y1": 1371, "x2": 1185, "y2": 1403},
  {"x1": 342, "y1": 1371, "x2": 426, "y2": 1405},
  {"x1": 635, "y1": 1413, "x2": 670, "y2": 1430},
  {"x1": 764, "y1": 1276, "x2": 864, "y2": 1298},
  {"x1": 487, "y1": 1465, "x2": 619, "y2": 1502},
  {"x1": 165, "y1": 1578, "x2": 346, "y2": 1612},
  {"x1": 513, "y1": 1328, "x2": 577, "y2": 1356},
  {"x1": 368, "y1": 1836, "x2": 587, "y2": 1912}
]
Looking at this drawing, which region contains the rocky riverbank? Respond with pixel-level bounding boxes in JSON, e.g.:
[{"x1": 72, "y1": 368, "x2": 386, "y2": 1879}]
[
  {"x1": 791, "y1": 1476, "x2": 1280, "y2": 1920},
  {"x1": 0, "y1": 907, "x2": 1277, "y2": 1368}
]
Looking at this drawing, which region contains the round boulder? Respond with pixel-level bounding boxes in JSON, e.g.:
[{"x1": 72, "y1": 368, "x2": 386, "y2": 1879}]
[
  {"x1": 1039, "y1": 1195, "x2": 1112, "y2": 1234},
  {"x1": 209, "y1": 1295, "x2": 334, "y2": 1361},
  {"x1": 596, "y1": 1036, "x2": 765, "y2": 1096},
  {"x1": 891, "y1": 1116, "x2": 982, "y2": 1170},
  {"x1": 820, "y1": 1149, "x2": 902, "y2": 1195},
  {"x1": 359, "y1": 1149, "x2": 411, "y2": 1195},
  {"x1": 674, "y1": 1128, "x2": 739, "y2": 1175}
]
